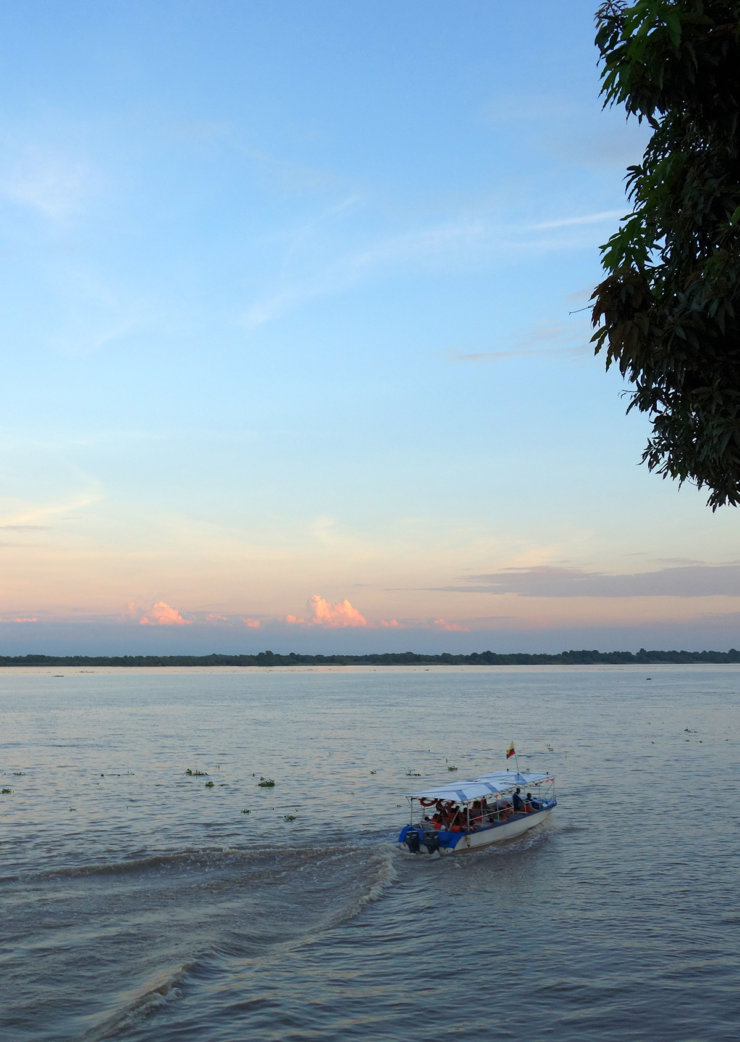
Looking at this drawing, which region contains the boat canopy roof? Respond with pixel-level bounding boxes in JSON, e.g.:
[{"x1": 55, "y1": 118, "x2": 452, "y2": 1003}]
[{"x1": 406, "y1": 769, "x2": 553, "y2": 804}]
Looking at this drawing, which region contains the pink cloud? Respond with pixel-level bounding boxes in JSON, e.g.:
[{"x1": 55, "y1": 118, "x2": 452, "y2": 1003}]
[
  {"x1": 13, "y1": 617, "x2": 38, "y2": 623},
  {"x1": 243, "y1": 617, "x2": 261, "y2": 628},
  {"x1": 287, "y1": 594, "x2": 368, "y2": 629},
  {"x1": 311, "y1": 595, "x2": 367, "y2": 628},
  {"x1": 139, "y1": 601, "x2": 192, "y2": 627},
  {"x1": 433, "y1": 618, "x2": 470, "y2": 632},
  {"x1": 379, "y1": 618, "x2": 402, "y2": 628}
]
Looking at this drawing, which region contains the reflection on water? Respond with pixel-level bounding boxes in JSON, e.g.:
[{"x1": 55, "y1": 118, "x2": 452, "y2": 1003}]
[{"x1": 1, "y1": 666, "x2": 739, "y2": 1041}]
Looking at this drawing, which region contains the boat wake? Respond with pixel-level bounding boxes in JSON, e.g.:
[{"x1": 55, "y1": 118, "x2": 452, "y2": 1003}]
[
  {"x1": 8, "y1": 842, "x2": 397, "y2": 1042},
  {"x1": 80, "y1": 966, "x2": 191, "y2": 1042}
]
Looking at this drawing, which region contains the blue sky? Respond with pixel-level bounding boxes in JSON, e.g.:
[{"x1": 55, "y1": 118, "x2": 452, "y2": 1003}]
[{"x1": 1, "y1": 0, "x2": 738, "y2": 655}]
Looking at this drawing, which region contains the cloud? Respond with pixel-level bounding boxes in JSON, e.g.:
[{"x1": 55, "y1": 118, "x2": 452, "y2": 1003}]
[
  {"x1": 0, "y1": 524, "x2": 48, "y2": 532},
  {"x1": 480, "y1": 90, "x2": 649, "y2": 169},
  {"x1": 452, "y1": 319, "x2": 589, "y2": 364},
  {"x1": 243, "y1": 618, "x2": 262, "y2": 628},
  {"x1": 241, "y1": 187, "x2": 632, "y2": 334},
  {"x1": 282, "y1": 602, "x2": 477, "y2": 633},
  {"x1": 528, "y1": 210, "x2": 624, "y2": 231},
  {"x1": 13, "y1": 617, "x2": 38, "y2": 623},
  {"x1": 0, "y1": 489, "x2": 100, "y2": 529},
  {"x1": 241, "y1": 207, "x2": 540, "y2": 332},
  {"x1": 287, "y1": 594, "x2": 368, "y2": 628},
  {"x1": 139, "y1": 601, "x2": 192, "y2": 626},
  {"x1": 433, "y1": 618, "x2": 470, "y2": 632},
  {"x1": 440, "y1": 563, "x2": 740, "y2": 599},
  {"x1": 1, "y1": 146, "x2": 100, "y2": 223},
  {"x1": 43, "y1": 264, "x2": 151, "y2": 359}
]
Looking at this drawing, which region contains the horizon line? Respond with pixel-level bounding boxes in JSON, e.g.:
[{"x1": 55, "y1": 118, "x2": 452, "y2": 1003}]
[{"x1": 1, "y1": 648, "x2": 739, "y2": 666}]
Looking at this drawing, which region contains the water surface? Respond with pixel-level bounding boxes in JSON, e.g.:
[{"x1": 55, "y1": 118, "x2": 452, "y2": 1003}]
[{"x1": 2, "y1": 665, "x2": 738, "y2": 1040}]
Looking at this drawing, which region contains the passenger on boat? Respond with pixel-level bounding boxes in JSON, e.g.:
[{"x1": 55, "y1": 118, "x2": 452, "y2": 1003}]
[
  {"x1": 512, "y1": 788, "x2": 524, "y2": 813},
  {"x1": 529, "y1": 793, "x2": 541, "y2": 810},
  {"x1": 448, "y1": 808, "x2": 464, "y2": 832}
]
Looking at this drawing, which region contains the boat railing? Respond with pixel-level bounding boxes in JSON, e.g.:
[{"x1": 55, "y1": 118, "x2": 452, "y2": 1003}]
[{"x1": 415, "y1": 797, "x2": 554, "y2": 832}]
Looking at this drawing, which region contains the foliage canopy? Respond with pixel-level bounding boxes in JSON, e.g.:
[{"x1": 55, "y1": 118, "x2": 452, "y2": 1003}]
[{"x1": 591, "y1": 0, "x2": 740, "y2": 508}]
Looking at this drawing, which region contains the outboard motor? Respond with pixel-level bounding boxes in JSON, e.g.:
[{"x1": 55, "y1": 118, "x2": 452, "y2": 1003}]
[
  {"x1": 404, "y1": 828, "x2": 421, "y2": 854},
  {"x1": 422, "y1": 831, "x2": 440, "y2": 854}
]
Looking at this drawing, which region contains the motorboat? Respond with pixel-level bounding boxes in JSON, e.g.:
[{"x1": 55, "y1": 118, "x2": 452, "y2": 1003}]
[{"x1": 398, "y1": 767, "x2": 556, "y2": 855}]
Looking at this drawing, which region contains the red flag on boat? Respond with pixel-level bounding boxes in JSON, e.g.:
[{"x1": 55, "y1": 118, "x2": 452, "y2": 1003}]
[{"x1": 506, "y1": 742, "x2": 515, "y2": 760}]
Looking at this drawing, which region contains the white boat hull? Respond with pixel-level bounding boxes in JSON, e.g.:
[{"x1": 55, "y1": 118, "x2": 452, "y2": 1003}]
[
  {"x1": 399, "y1": 804, "x2": 554, "y2": 855},
  {"x1": 448, "y1": 807, "x2": 552, "y2": 852}
]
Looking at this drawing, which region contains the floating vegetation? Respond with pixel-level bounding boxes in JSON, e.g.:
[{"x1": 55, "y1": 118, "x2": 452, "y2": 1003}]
[
  {"x1": 283, "y1": 814, "x2": 296, "y2": 822},
  {"x1": 1, "y1": 787, "x2": 12, "y2": 795},
  {"x1": 258, "y1": 777, "x2": 275, "y2": 787},
  {"x1": 447, "y1": 765, "x2": 458, "y2": 772},
  {"x1": 204, "y1": 780, "x2": 215, "y2": 788},
  {"x1": 241, "y1": 808, "x2": 251, "y2": 814},
  {"x1": 185, "y1": 769, "x2": 209, "y2": 776},
  {"x1": 12, "y1": 771, "x2": 25, "y2": 776},
  {"x1": 370, "y1": 769, "x2": 377, "y2": 774},
  {"x1": 405, "y1": 770, "x2": 420, "y2": 777}
]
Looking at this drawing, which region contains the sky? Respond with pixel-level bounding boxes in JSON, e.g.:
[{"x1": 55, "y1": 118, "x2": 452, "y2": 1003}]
[{"x1": 1, "y1": 0, "x2": 738, "y2": 656}]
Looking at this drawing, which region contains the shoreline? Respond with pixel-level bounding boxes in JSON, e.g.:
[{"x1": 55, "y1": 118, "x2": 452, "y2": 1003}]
[{"x1": 2, "y1": 649, "x2": 740, "y2": 673}]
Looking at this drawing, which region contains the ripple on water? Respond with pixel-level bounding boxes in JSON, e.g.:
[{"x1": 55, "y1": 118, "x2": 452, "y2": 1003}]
[{"x1": 1, "y1": 666, "x2": 739, "y2": 1042}]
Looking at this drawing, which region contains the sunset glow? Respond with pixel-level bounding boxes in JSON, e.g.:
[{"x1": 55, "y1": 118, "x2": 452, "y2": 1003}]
[
  {"x1": 139, "y1": 603, "x2": 192, "y2": 627},
  {"x1": 1, "y1": 3, "x2": 739, "y2": 656}
]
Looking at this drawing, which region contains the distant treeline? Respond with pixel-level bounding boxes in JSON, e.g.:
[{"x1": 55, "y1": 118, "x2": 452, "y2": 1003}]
[{"x1": 2, "y1": 649, "x2": 740, "y2": 667}]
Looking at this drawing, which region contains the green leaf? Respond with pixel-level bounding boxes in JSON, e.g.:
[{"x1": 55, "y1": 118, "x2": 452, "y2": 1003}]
[{"x1": 664, "y1": 9, "x2": 682, "y2": 47}]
